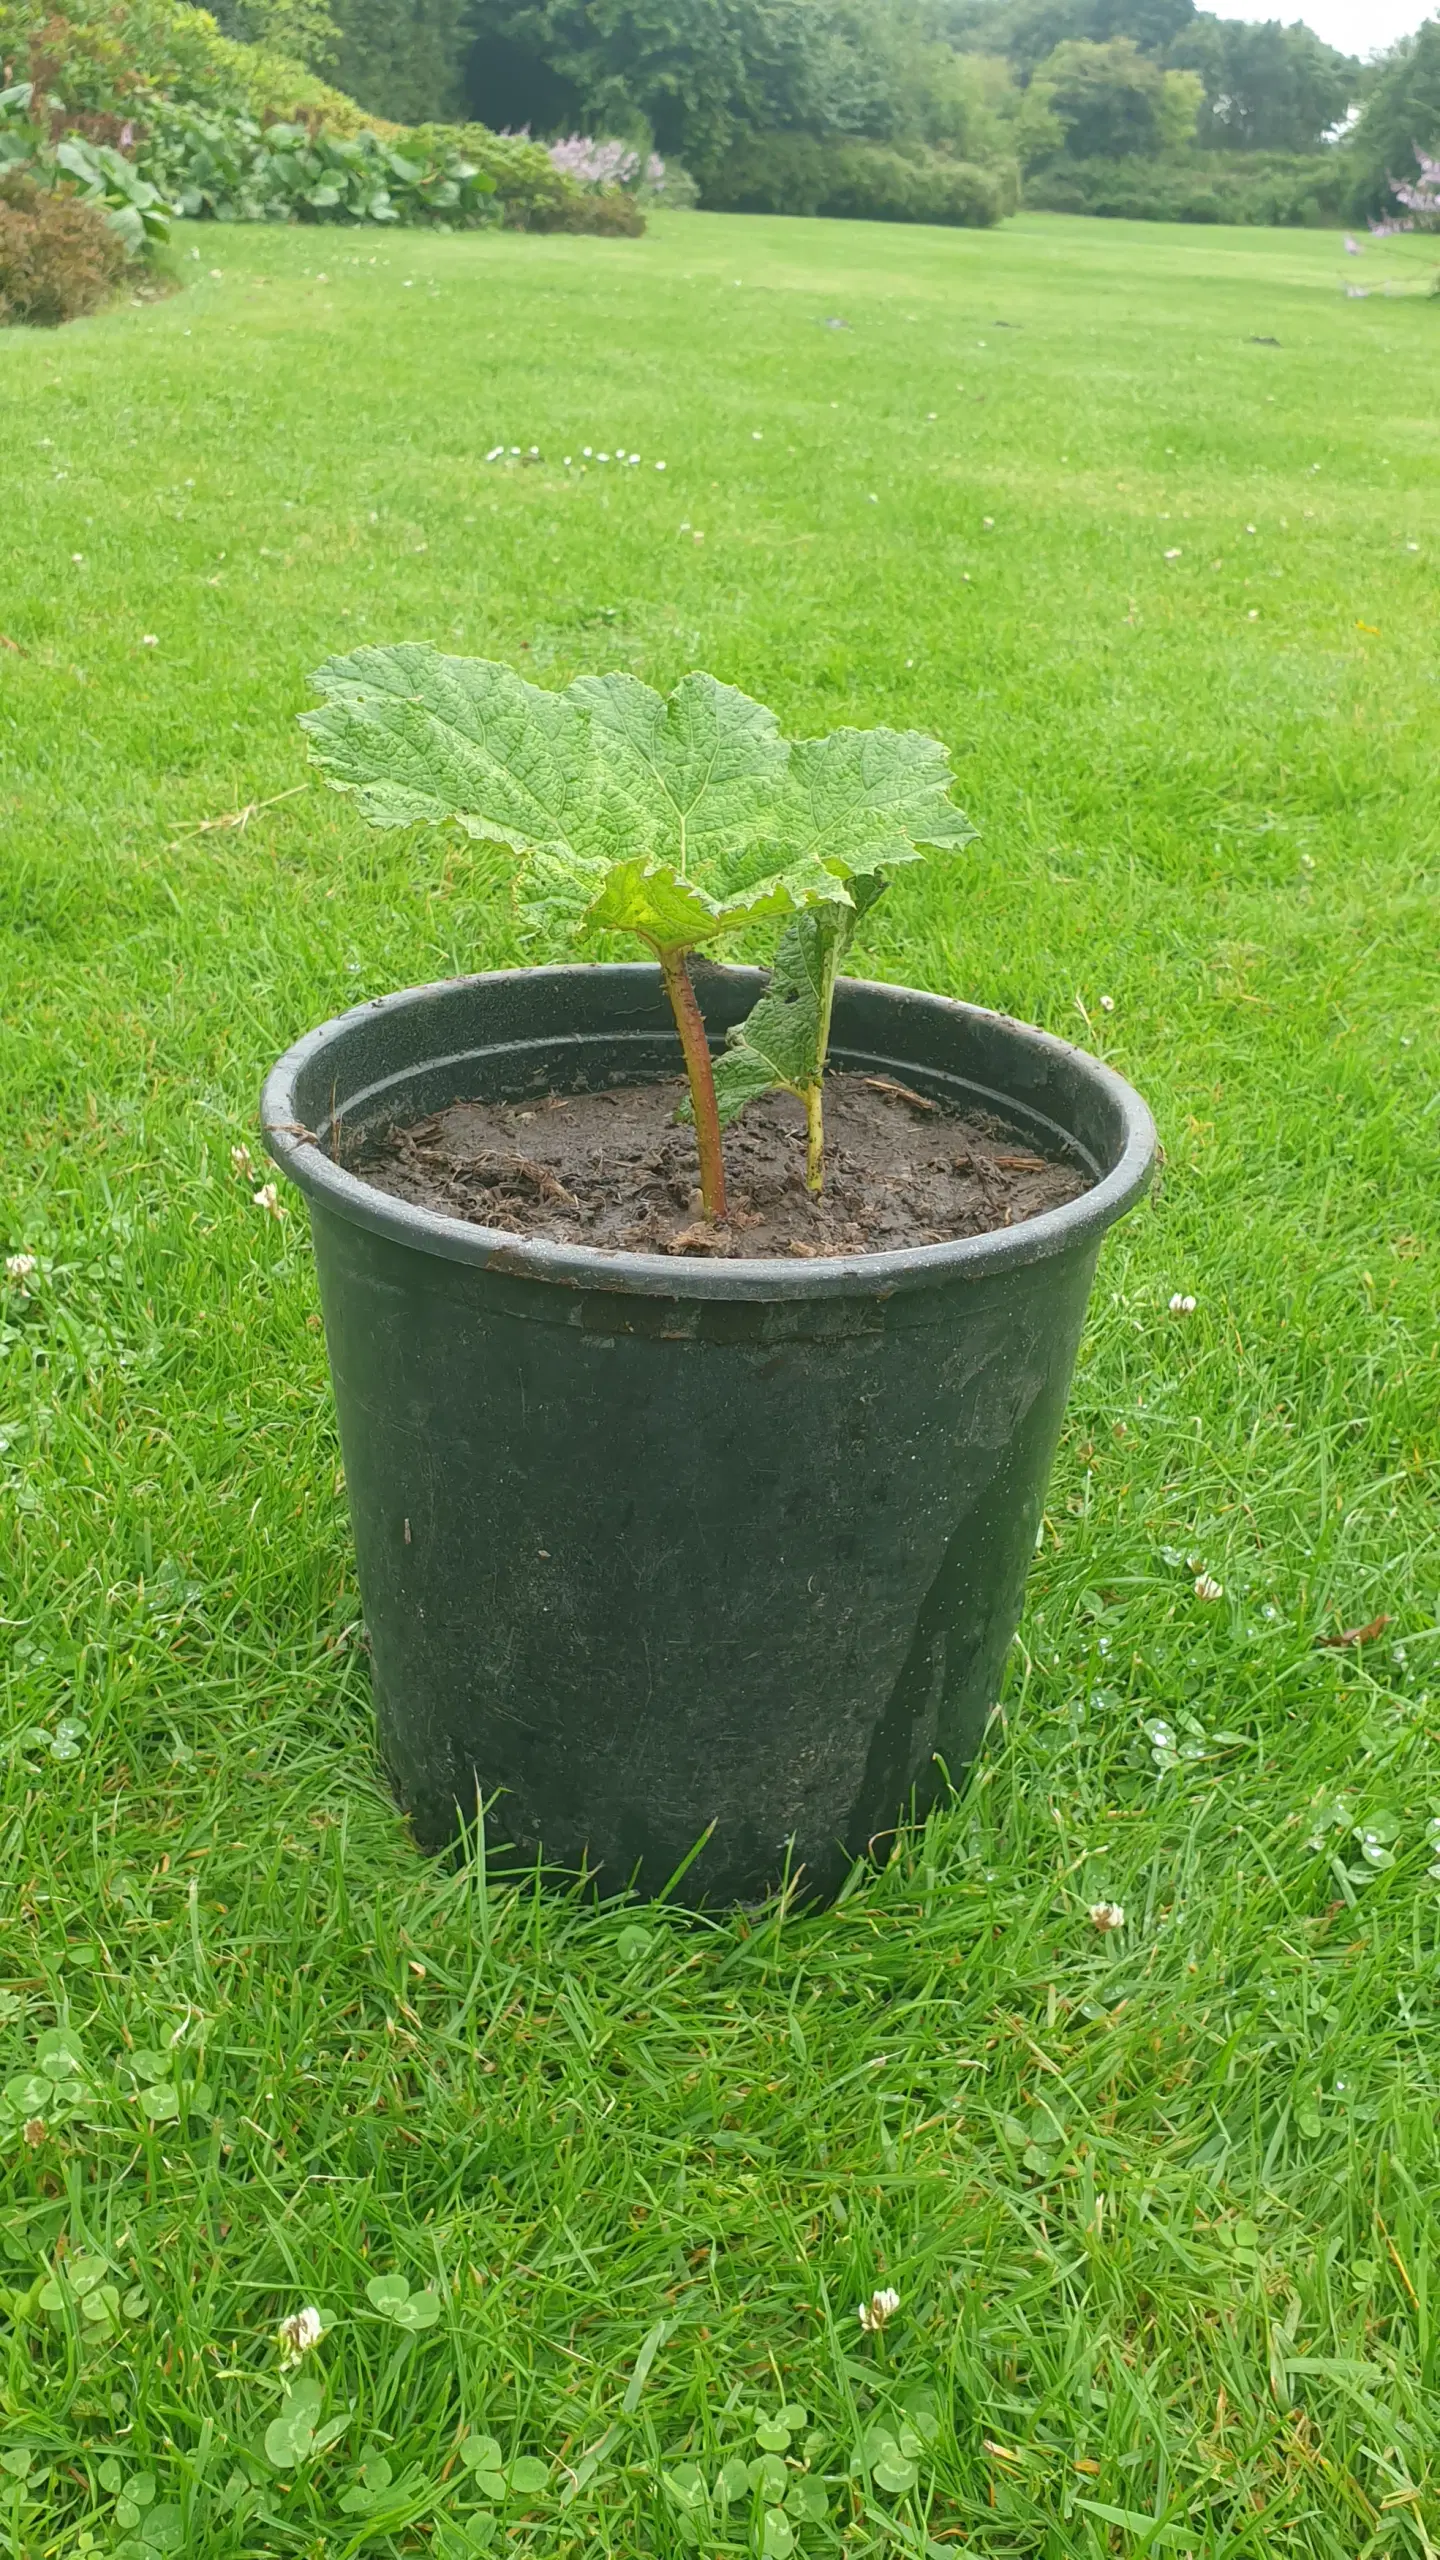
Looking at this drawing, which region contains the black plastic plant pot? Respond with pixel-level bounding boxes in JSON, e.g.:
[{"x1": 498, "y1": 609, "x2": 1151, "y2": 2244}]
[{"x1": 262, "y1": 966, "x2": 1155, "y2": 1907}]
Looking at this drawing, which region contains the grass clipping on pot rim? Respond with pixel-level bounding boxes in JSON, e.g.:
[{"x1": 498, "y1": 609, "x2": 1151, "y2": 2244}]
[{"x1": 300, "y1": 647, "x2": 974, "y2": 1217}]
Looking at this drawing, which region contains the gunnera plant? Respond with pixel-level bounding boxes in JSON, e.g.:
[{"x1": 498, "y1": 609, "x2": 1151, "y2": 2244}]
[{"x1": 300, "y1": 649, "x2": 974, "y2": 1219}]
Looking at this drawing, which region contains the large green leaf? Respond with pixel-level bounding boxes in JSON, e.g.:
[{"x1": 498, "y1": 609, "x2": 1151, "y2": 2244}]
[
  {"x1": 785, "y1": 724, "x2": 976, "y2": 879},
  {"x1": 300, "y1": 651, "x2": 964, "y2": 955}
]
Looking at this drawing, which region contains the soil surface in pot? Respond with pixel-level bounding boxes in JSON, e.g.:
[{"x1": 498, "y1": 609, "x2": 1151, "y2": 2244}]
[{"x1": 349, "y1": 1073, "x2": 1093, "y2": 1259}]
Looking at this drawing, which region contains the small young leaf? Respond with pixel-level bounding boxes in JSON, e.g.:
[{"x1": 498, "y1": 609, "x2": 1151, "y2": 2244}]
[
  {"x1": 755, "y1": 2416, "x2": 792, "y2": 2452},
  {"x1": 139, "y1": 2083, "x2": 180, "y2": 2122},
  {"x1": 706, "y1": 873, "x2": 892, "y2": 1155},
  {"x1": 506, "y1": 2455, "x2": 549, "y2": 2498}
]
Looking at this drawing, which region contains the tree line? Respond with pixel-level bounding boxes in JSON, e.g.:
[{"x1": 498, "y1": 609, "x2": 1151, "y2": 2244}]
[{"x1": 205, "y1": 0, "x2": 1440, "y2": 229}]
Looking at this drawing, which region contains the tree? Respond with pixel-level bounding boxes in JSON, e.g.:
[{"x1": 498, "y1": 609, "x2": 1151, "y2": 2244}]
[
  {"x1": 463, "y1": 0, "x2": 1021, "y2": 165},
  {"x1": 1343, "y1": 17, "x2": 1440, "y2": 220},
  {"x1": 1028, "y1": 35, "x2": 1200, "y2": 158},
  {"x1": 942, "y1": 0, "x2": 1196, "y2": 77},
  {"x1": 1168, "y1": 15, "x2": 1359, "y2": 153}
]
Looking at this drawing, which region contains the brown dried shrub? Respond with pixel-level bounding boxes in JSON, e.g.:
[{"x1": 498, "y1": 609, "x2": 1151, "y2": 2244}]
[
  {"x1": 0, "y1": 172, "x2": 129, "y2": 326},
  {"x1": 550, "y1": 186, "x2": 645, "y2": 238}
]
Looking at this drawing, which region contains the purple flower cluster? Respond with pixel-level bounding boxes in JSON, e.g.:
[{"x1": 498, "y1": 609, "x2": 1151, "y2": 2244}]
[{"x1": 546, "y1": 134, "x2": 666, "y2": 193}]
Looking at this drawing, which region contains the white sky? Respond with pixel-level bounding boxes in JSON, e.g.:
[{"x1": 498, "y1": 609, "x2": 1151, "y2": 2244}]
[{"x1": 1224, "y1": 0, "x2": 1434, "y2": 56}]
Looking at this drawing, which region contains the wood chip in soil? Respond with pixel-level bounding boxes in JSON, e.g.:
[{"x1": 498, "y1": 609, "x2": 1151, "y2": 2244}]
[{"x1": 348, "y1": 1073, "x2": 1093, "y2": 1259}]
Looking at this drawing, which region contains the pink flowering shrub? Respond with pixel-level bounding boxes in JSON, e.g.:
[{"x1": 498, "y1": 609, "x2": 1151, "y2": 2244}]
[
  {"x1": 1371, "y1": 145, "x2": 1440, "y2": 236},
  {"x1": 545, "y1": 135, "x2": 668, "y2": 196}
]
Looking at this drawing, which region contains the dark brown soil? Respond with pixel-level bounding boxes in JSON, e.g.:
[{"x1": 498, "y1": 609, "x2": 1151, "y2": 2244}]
[{"x1": 348, "y1": 1073, "x2": 1093, "y2": 1260}]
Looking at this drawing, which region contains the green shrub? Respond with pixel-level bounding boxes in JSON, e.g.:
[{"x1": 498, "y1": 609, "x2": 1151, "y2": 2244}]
[
  {"x1": 0, "y1": 164, "x2": 128, "y2": 318},
  {"x1": 0, "y1": 77, "x2": 171, "y2": 245},
  {"x1": 0, "y1": 0, "x2": 375, "y2": 130},
  {"x1": 409, "y1": 123, "x2": 644, "y2": 233},
  {"x1": 0, "y1": 6, "x2": 642, "y2": 236},
  {"x1": 137, "y1": 100, "x2": 498, "y2": 223},
  {"x1": 1024, "y1": 151, "x2": 1347, "y2": 228},
  {"x1": 697, "y1": 134, "x2": 1009, "y2": 227}
]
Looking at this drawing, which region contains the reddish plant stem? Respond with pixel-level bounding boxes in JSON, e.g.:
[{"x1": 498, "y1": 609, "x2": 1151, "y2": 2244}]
[{"x1": 657, "y1": 944, "x2": 727, "y2": 1221}]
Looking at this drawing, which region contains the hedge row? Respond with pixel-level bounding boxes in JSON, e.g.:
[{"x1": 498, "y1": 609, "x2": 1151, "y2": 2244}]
[
  {"x1": 696, "y1": 134, "x2": 1015, "y2": 228},
  {"x1": 1025, "y1": 151, "x2": 1347, "y2": 228}
]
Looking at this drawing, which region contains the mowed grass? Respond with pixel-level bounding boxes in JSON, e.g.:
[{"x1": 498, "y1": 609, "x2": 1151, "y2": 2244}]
[{"x1": 1, "y1": 206, "x2": 1438, "y2": 2557}]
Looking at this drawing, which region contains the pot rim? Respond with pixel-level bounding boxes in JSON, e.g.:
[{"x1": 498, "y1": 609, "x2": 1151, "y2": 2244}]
[{"x1": 261, "y1": 966, "x2": 1156, "y2": 1302}]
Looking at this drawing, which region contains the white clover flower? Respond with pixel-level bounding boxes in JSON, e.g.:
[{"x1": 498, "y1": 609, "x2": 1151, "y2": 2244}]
[
  {"x1": 1247, "y1": 609, "x2": 1260, "y2": 621},
  {"x1": 654, "y1": 460, "x2": 666, "y2": 471},
  {"x1": 141, "y1": 634, "x2": 159, "y2": 647},
  {"x1": 1168, "y1": 1292, "x2": 1196, "y2": 1315},
  {"x1": 1194, "y1": 1572, "x2": 1224, "y2": 1602},
  {"x1": 230, "y1": 1142, "x2": 255, "y2": 1179},
  {"x1": 1099, "y1": 994, "x2": 1115, "y2": 1012},
  {"x1": 858, "y1": 2287, "x2": 900, "y2": 2332},
  {"x1": 277, "y1": 2305, "x2": 326, "y2": 2369},
  {"x1": 1163, "y1": 548, "x2": 1181, "y2": 561},
  {"x1": 5, "y1": 1253, "x2": 37, "y2": 1282},
  {"x1": 583, "y1": 446, "x2": 592, "y2": 457},
  {"x1": 485, "y1": 445, "x2": 503, "y2": 462},
  {"x1": 71, "y1": 552, "x2": 84, "y2": 565},
  {"x1": 252, "y1": 1183, "x2": 285, "y2": 1220},
  {"x1": 982, "y1": 516, "x2": 994, "y2": 529},
  {"x1": 1088, "y1": 1901, "x2": 1125, "y2": 1932}
]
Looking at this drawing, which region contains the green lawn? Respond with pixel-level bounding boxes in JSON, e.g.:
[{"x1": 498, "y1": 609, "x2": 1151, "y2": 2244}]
[{"x1": 1, "y1": 206, "x2": 1437, "y2": 2558}]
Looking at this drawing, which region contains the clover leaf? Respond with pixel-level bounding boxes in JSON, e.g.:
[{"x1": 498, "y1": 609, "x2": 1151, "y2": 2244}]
[
  {"x1": 338, "y1": 2452, "x2": 394, "y2": 2513},
  {"x1": 749, "y1": 2453, "x2": 790, "y2": 2504},
  {"x1": 458, "y1": 2435, "x2": 506, "y2": 2500},
  {"x1": 365, "y1": 2272, "x2": 441, "y2": 2329},
  {"x1": 754, "y1": 2402, "x2": 808, "y2": 2452},
  {"x1": 263, "y1": 2377, "x2": 348, "y2": 2470},
  {"x1": 300, "y1": 651, "x2": 969, "y2": 1216},
  {"x1": 860, "y1": 2424, "x2": 921, "y2": 2495}
]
